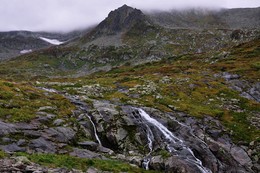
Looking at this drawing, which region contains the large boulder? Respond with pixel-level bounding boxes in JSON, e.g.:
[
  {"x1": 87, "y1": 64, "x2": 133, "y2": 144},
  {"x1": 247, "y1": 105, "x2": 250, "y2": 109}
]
[
  {"x1": 70, "y1": 148, "x2": 101, "y2": 159},
  {"x1": 44, "y1": 127, "x2": 76, "y2": 143},
  {"x1": 0, "y1": 121, "x2": 16, "y2": 135},
  {"x1": 29, "y1": 137, "x2": 56, "y2": 153}
]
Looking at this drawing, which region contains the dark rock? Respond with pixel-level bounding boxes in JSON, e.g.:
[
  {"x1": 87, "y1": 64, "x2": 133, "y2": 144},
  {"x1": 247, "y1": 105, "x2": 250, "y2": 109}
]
[
  {"x1": 1, "y1": 143, "x2": 25, "y2": 152},
  {"x1": 14, "y1": 123, "x2": 38, "y2": 130},
  {"x1": 128, "y1": 156, "x2": 142, "y2": 167},
  {"x1": 17, "y1": 139, "x2": 26, "y2": 146},
  {"x1": 222, "y1": 72, "x2": 240, "y2": 81},
  {"x1": 53, "y1": 119, "x2": 65, "y2": 126},
  {"x1": 23, "y1": 130, "x2": 41, "y2": 138},
  {"x1": 1, "y1": 137, "x2": 13, "y2": 143},
  {"x1": 165, "y1": 156, "x2": 203, "y2": 173},
  {"x1": 36, "y1": 116, "x2": 52, "y2": 123},
  {"x1": 44, "y1": 127, "x2": 76, "y2": 143},
  {"x1": 150, "y1": 155, "x2": 165, "y2": 170},
  {"x1": 207, "y1": 129, "x2": 222, "y2": 139},
  {"x1": 230, "y1": 146, "x2": 252, "y2": 166},
  {"x1": 0, "y1": 121, "x2": 16, "y2": 135},
  {"x1": 70, "y1": 148, "x2": 101, "y2": 159},
  {"x1": 29, "y1": 137, "x2": 56, "y2": 153},
  {"x1": 97, "y1": 146, "x2": 114, "y2": 154},
  {"x1": 86, "y1": 167, "x2": 99, "y2": 173},
  {"x1": 225, "y1": 77, "x2": 260, "y2": 103},
  {"x1": 78, "y1": 141, "x2": 99, "y2": 151}
]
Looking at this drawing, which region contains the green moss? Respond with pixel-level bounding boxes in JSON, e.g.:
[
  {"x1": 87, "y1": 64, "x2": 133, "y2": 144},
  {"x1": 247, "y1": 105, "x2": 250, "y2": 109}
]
[
  {"x1": 158, "y1": 150, "x2": 171, "y2": 159},
  {"x1": 0, "y1": 149, "x2": 6, "y2": 159},
  {"x1": 16, "y1": 153, "x2": 159, "y2": 173},
  {"x1": 222, "y1": 111, "x2": 259, "y2": 143},
  {"x1": 251, "y1": 61, "x2": 260, "y2": 70},
  {"x1": 0, "y1": 80, "x2": 74, "y2": 122}
]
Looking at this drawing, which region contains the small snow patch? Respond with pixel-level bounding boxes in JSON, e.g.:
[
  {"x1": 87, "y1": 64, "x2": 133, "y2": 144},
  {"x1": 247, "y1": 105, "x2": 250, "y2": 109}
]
[
  {"x1": 39, "y1": 37, "x2": 64, "y2": 45},
  {"x1": 20, "y1": 49, "x2": 32, "y2": 54}
]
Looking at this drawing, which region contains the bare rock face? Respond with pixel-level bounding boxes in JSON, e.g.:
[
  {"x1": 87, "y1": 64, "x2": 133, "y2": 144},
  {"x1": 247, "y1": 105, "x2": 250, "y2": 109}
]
[
  {"x1": 92, "y1": 5, "x2": 150, "y2": 36},
  {"x1": 230, "y1": 146, "x2": 252, "y2": 166},
  {"x1": 70, "y1": 148, "x2": 101, "y2": 159},
  {"x1": 81, "y1": 4, "x2": 154, "y2": 45},
  {"x1": 0, "y1": 121, "x2": 17, "y2": 135},
  {"x1": 44, "y1": 127, "x2": 76, "y2": 143},
  {"x1": 29, "y1": 137, "x2": 57, "y2": 153}
]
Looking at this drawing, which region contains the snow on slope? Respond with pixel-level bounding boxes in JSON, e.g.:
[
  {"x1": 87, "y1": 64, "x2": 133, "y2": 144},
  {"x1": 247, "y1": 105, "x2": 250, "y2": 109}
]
[{"x1": 39, "y1": 37, "x2": 64, "y2": 45}]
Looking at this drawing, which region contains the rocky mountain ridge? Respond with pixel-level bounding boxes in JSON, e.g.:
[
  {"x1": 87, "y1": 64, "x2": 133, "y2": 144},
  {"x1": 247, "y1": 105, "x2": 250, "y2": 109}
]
[{"x1": 2, "y1": 6, "x2": 259, "y2": 61}]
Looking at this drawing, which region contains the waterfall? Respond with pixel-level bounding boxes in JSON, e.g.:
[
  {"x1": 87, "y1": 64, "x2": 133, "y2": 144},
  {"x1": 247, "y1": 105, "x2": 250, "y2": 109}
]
[
  {"x1": 87, "y1": 115, "x2": 102, "y2": 145},
  {"x1": 40, "y1": 87, "x2": 102, "y2": 146},
  {"x1": 146, "y1": 125, "x2": 154, "y2": 153},
  {"x1": 137, "y1": 108, "x2": 212, "y2": 173},
  {"x1": 138, "y1": 109, "x2": 182, "y2": 143},
  {"x1": 142, "y1": 125, "x2": 154, "y2": 170}
]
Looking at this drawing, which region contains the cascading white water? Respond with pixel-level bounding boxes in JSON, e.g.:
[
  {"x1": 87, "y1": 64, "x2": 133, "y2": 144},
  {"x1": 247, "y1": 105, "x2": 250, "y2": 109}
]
[
  {"x1": 146, "y1": 125, "x2": 154, "y2": 153},
  {"x1": 138, "y1": 109, "x2": 182, "y2": 143},
  {"x1": 86, "y1": 115, "x2": 102, "y2": 145},
  {"x1": 137, "y1": 108, "x2": 212, "y2": 173},
  {"x1": 142, "y1": 125, "x2": 154, "y2": 170}
]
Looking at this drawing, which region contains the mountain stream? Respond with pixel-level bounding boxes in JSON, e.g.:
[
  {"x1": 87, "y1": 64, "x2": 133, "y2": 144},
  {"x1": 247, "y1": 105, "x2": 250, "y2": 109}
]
[{"x1": 134, "y1": 108, "x2": 212, "y2": 173}]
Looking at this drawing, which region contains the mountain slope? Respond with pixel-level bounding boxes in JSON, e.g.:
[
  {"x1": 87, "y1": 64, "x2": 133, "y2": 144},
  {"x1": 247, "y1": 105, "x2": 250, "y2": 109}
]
[
  {"x1": 147, "y1": 7, "x2": 260, "y2": 29},
  {"x1": 0, "y1": 5, "x2": 259, "y2": 79},
  {"x1": 0, "y1": 30, "x2": 83, "y2": 60},
  {"x1": 0, "y1": 31, "x2": 51, "y2": 60},
  {"x1": 79, "y1": 5, "x2": 154, "y2": 47},
  {"x1": 0, "y1": 38, "x2": 258, "y2": 172}
]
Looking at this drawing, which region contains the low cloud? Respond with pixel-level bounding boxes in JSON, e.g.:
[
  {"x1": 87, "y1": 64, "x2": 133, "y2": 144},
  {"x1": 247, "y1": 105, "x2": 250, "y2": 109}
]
[{"x1": 0, "y1": 0, "x2": 259, "y2": 32}]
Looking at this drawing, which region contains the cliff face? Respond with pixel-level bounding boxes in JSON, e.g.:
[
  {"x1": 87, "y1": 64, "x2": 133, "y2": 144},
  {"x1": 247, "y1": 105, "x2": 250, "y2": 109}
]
[{"x1": 96, "y1": 5, "x2": 148, "y2": 34}]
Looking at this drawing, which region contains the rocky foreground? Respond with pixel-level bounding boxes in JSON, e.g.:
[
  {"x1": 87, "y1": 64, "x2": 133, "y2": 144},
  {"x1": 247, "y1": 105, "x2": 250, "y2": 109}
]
[
  {"x1": 0, "y1": 84, "x2": 259, "y2": 172},
  {"x1": 0, "y1": 156, "x2": 83, "y2": 173}
]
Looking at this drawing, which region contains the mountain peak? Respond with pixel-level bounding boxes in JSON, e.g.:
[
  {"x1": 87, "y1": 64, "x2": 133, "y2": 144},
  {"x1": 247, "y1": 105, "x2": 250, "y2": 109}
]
[
  {"x1": 118, "y1": 4, "x2": 132, "y2": 10},
  {"x1": 90, "y1": 5, "x2": 149, "y2": 36}
]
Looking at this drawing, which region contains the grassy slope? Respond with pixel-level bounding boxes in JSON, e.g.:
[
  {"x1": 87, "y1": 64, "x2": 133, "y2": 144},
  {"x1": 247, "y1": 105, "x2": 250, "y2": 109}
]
[
  {"x1": 1, "y1": 27, "x2": 255, "y2": 81},
  {"x1": 16, "y1": 153, "x2": 159, "y2": 173},
  {"x1": 45, "y1": 39, "x2": 259, "y2": 144},
  {"x1": 0, "y1": 80, "x2": 74, "y2": 122},
  {"x1": 0, "y1": 34, "x2": 258, "y2": 171}
]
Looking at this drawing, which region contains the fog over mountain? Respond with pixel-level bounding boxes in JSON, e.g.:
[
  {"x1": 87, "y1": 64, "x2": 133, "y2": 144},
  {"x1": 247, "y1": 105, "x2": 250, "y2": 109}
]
[{"x1": 0, "y1": 0, "x2": 260, "y2": 32}]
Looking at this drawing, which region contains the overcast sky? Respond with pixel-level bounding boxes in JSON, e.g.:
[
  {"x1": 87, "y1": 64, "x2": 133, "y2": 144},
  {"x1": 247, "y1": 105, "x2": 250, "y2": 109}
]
[{"x1": 1, "y1": 0, "x2": 259, "y2": 32}]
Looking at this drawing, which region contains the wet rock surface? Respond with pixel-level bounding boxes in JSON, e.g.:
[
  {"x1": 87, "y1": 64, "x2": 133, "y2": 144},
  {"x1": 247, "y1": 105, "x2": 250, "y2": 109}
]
[{"x1": 0, "y1": 88, "x2": 258, "y2": 173}]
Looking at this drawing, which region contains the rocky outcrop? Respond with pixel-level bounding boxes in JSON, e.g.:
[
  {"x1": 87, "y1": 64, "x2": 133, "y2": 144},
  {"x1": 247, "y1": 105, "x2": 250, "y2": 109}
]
[
  {"x1": 222, "y1": 72, "x2": 260, "y2": 103},
  {"x1": 86, "y1": 5, "x2": 152, "y2": 38},
  {"x1": 0, "y1": 156, "x2": 85, "y2": 173},
  {"x1": 88, "y1": 99, "x2": 255, "y2": 172},
  {"x1": 80, "y1": 4, "x2": 155, "y2": 46},
  {"x1": 0, "y1": 87, "x2": 258, "y2": 172}
]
